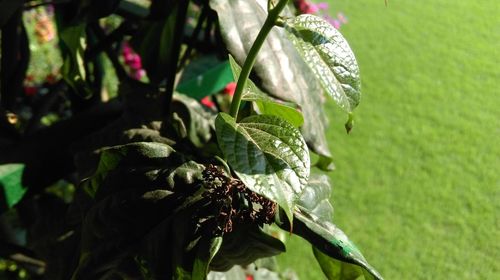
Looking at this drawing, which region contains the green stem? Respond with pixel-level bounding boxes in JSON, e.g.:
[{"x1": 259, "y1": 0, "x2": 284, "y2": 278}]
[{"x1": 229, "y1": 0, "x2": 289, "y2": 118}]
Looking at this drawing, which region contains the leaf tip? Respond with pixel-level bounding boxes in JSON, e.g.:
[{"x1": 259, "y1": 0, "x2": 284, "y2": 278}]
[{"x1": 345, "y1": 113, "x2": 354, "y2": 134}]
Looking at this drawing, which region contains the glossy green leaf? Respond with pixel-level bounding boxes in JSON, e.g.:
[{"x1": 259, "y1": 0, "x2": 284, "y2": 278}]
[
  {"x1": 228, "y1": 55, "x2": 304, "y2": 127},
  {"x1": 210, "y1": 0, "x2": 331, "y2": 159},
  {"x1": 215, "y1": 112, "x2": 310, "y2": 222},
  {"x1": 284, "y1": 14, "x2": 361, "y2": 112},
  {"x1": 290, "y1": 175, "x2": 383, "y2": 280},
  {"x1": 314, "y1": 247, "x2": 378, "y2": 280},
  {"x1": 176, "y1": 56, "x2": 234, "y2": 100}
]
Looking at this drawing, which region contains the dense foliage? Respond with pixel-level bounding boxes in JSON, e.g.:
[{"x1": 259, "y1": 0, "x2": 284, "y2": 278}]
[{"x1": 0, "y1": 0, "x2": 382, "y2": 279}]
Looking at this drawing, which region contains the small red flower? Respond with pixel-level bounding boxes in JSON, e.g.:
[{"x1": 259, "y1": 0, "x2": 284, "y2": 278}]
[
  {"x1": 201, "y1": 96, "x2": 215, "y2": 108},
  {"x1": 46, "y1": 73, "x2": 57, "y2": 84},
  {"x1": 24, "y1": 86, "x2": 38, "y2": 97},
  {"x1": 223, "y1": 82, "x2": 236, "y2": 96}
]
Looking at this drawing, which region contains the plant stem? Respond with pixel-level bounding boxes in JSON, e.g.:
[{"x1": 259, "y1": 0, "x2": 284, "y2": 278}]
[{"x1": 229, "y1": 0, "x2": 289, "y2": 118}]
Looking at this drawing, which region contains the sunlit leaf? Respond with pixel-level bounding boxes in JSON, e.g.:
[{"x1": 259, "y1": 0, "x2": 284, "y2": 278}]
[
  {"x1": 215, "y1": 112, "x2": 309, "y2": 222},
  {"x1": 210, "y1": 0, "x2": 331, "y2": 159},
  {"x1": 228, "y1": 55, "x2": 304, "y2": 127},
  {"x1": 284, "y1": 175, "x2": 383, "y2": 280},
  {"x1": 284, "y1": 14, "x2": 361, "y2": 112}
]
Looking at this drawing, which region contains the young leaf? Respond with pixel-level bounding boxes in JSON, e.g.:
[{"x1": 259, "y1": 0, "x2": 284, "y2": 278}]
[
  {"x1": 286, "y1": 175, "x2": 383, "y2": 280},
  {"x1": 284, "y1": 14, "x2": 361, "y2": 112},
  {"x1": 210, "y1": 0, "x2": 331, "y2": 160},
  {"x1": 228, "y1": 55, "x2": 304, "y2": 127},
  {"x1": 215, "y1": 112, "x2": 310, "y2": 222}
]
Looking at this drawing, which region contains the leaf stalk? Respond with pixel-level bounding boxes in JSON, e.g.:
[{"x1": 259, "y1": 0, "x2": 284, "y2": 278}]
[{"x1": 229, "y1": 0, "x2": 289, "y2": 118}]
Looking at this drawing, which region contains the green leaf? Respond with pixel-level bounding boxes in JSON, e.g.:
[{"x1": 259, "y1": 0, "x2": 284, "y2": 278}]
[
  {"x1": 130, "y1": 0, "x2": 184, "y2": 84},
  {"x1": 171, "y1": 93, "x2": 216, "y2": 147},
  {"x1": 315, "y1": 155, "x2": 335, "y2": 171},
  {"x1": 176, "y1": 55, "x2": 234, "y2": 100},
  {"x1": 192, "y1": 237, "x2": 223, "y2": 280},
  {"x1": 228, "y1": 55, "x2": 304, "y2": 127},
  {"x1": 314, "y1": 247, "x2": 378, "y2": 280},
  {"x1": 284, "y1": 14, "x2": 361, "y2": 112},
  {"x1": 83, "y1": 142, "x2": 183, "y2": 198},
  {"x1": 288, "y1": 175, "x2": 383, "y2": 280},
  {"x1": 56, "y1": 21, "x2": 92, "y2": 98},
  {"x1": 210, "y1": 0, "x2": 332, "y2": 159},
  {"x1": 210, "y1": 225, "x2": 286, "y2": 272},
  {"x1": 215, "y1": 112, "x2": 310, "y2": 222}
]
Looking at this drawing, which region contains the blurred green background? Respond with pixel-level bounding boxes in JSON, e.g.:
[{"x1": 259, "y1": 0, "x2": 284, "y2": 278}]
[{"x1": 279, "y1": 0, "x2": 499, "y2": 279}]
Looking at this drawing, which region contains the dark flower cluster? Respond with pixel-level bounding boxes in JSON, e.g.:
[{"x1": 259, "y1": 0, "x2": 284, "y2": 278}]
[{"x1": 200, "y1": 164, "x2": 277, "y2": 235}]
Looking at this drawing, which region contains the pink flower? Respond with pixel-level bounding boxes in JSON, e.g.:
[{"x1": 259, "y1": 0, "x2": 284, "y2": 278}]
[
  {"x1": 122, "y1": 46, "x2": 132, "y2": 57},
  {"x1": 306, "y1": 3, "x2": 319, "y2": 14},
  {"x1": 128, "y1": 54, "x2": 142, "y2": 70},
  {"x1": 337, "y1": 12, "x2": 348, "y2": 24},
  {"x1": 316, "y1": 2, "x2": 329, "y2": 10},
  {"x1": 133, "y1": 69, "x2": 146, "y2": 80},
  {"x1": 324, "y1": 16, "x2": 341, "y2": 29}
]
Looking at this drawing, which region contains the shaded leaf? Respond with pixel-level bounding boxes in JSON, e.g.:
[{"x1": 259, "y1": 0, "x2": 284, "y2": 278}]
[
  {"x1": 83, "y1": 142, "x2": 181, "y2": 198},
  {"x1": 192, "y1": 237, "x2": 223, "y2": 280},
  {"x1": 131, "y1": 19, "x2": 176, "y2": 84},
  {"x1": 73, "y1": 143, "x2": 207, "y2": 279},
  {"x1": 228, "y1": 55, "x2": 304, "y2": 127},
  {"x1": 210, "y1": 225, "x2": 286, "y2": 272},
  {"x1": 215, "y1": 112, "x2": 309, "y2": 222},
  {"x1": 0, "y1": 0, "x2": 22, "y2": 27},
  {"x1": 210, "y1": 0, "x2": 331, "y2": 159},
  {"x1": 129, "y1": 0, "x2": 188, "y2": 87},
  {"x1": 171, "y1": 93, "x2": 216, "y2": 147},
  {"x1": 284, "y1": 14, "x2": 361, "y2": 112},
  {"x1": 56, "y1": 21, "x2": 92, "y2": 97},
  {"x1": 286, "y1": 175, "x2": 383, "y2": 280}
]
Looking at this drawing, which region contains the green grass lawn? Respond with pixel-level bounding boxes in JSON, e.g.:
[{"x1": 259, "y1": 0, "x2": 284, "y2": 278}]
[{"x1": 278, "y1": 0, "x2": 500, "y2": 279}]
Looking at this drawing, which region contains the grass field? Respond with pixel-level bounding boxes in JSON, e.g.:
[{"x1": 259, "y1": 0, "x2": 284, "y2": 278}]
[{"x1": 278, "y1": 1, "x2": 500, "y2": 279}]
